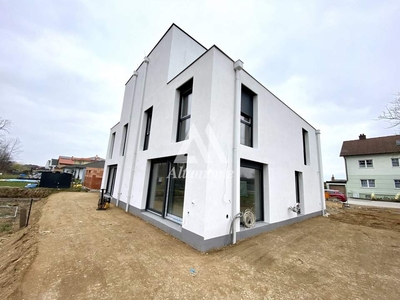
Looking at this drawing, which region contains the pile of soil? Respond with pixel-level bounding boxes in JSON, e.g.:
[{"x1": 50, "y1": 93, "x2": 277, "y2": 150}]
[
  {"x1": 327, "y1": 200, "x2": 400, "y2": 232},
  {"x1": 0, "y1": 188, "x2": 55, "y2": 199}
]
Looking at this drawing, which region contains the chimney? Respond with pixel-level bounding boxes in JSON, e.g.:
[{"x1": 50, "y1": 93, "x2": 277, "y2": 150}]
[
  {"x1": 331, "y1": 175, "x2": 335, "y2": 181},
  {"x1": 359, "y1": 134, "x2": 366, "y2": 140}
]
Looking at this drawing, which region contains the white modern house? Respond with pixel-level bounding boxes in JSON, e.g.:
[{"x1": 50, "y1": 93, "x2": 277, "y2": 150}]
[
  {"x1": 101, "y1": 24, "x2": 325, "y2": 251},
  {"x1": 340, "y1": 134, "x2": 400, "y2": 199}
]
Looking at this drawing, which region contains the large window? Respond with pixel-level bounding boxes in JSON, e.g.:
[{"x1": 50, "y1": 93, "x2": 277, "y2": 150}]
[
  {"x1": 359, "y1": 159, "x2": 373, "y2": 168},
  {"x1": 143, "y1": 107, "x2": 153, "y2": 151},
  {"x1": 105, "y1": 165, "x2": 117, "y2": 196},
  {"x1": 121, "y1": 123, "x2": 128, "y2": 156},
  {"x1": 361, "y1": 179, "x2": 375, "y2": 188},
  {"x1": 177, "y1": 79, "x2": 193, "y2": 142},
  {"x1": 240, "y1": 160, "x2": 263, "y2": 221},
  {"x1": 147, "y1": 156, "x2": 187, "y2": 224},
  {"x1": 392, "y1": 158, "x2": 399, "y2": 167},
  {"x1": 240, "y1": 85, "x2": 255, "y2": 147}
]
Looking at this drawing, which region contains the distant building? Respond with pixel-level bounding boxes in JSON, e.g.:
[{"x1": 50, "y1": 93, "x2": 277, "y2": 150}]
[
  {"x1": 45, "y1": 159, "x2": 58, "y2": 171},
  {"x1": 83, "y1": 160, "x2": 105, "y2": 190},
  {"x1": 325, "y1": 175, "x2": 347, "y2": 195},
  {"x1": 340, "y1": 134, "x2": 400, "y2": 199},
  {"x1": 46, "y1": 155, "x2": 104, "y2": 181}
]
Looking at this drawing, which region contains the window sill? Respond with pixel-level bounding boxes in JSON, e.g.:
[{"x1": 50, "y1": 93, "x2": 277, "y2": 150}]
[{"x1": 240, "y1": 221, "x2": 268, "y2": 231}]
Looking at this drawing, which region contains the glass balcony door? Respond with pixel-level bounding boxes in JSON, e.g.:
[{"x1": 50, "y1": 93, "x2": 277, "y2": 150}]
[{"x1": 147, "y1": 158, "x2": 187, "y2": 224}]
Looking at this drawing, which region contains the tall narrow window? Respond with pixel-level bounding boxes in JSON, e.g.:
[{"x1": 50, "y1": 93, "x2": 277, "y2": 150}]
[
  {"x1": 295, "y1": 171, "x2": 303, "y2": 214},
  {"x1": 121, "y1": 123, "x2": 128, "y2": 156},
  {"x1": 241, "y1": 85, "x2": 254, "y2": 147},
  {"x1": 240, "y1": 160, "x2": 263, "y2": 221},
  {"x1": 302, "y1": 129, "x2": 309, "y2": 165},
  {"x1": 143, "y1": 107, "x2": 153, "y2": 151},
  {"x1": 109, "y1": 132, "x2": 116, "y2": 159},
  {"x1": 177, "y1": 79, "x2": 193, "y2": 142}
]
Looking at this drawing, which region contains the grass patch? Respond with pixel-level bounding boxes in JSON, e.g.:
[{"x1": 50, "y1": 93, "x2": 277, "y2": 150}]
[
  {"x1": 0, "y1": 181, "x2": 31, "y2": 188},
  {"x1": 0, "y1": 174, "x2": 19, "y2": 180},
  {"x1": 0, "y1": 222, "x2": 13, "y2": 233}
]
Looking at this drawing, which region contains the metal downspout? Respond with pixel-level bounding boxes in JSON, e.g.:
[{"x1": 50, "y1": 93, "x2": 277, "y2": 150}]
[
  {"x1": 316, "y1": 129, "x2": 326, "y2": 215},
  {"x1": 115, "y1": 71, "x2": 139, "y2": 207},
  {"x1": 232, "y1": 60, "x2": 243, "y2": 244},
  {"x1": 126, "y1": 57, "x2": 150, "y2": 212}
]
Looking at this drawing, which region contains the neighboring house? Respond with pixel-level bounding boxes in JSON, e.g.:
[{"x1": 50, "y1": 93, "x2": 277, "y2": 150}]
[
  {"x1": 83, "y1": 160, "x2": 105, "y2": 190},
  {"x1": 45, "y1": 159, "x2": 58, "y2": 171},
  {"x1": 101, "y1": 24, "x2": 324, "y2": 251},
  {"x1": 55, "y1": 155, "x2": 104, "y2": 180},
  {"x1": 340, "y1": 134, "x2": 400, "y2": 199},
  {"x1": 62, "y1": 165, "x2": 85, "y2": 181}
]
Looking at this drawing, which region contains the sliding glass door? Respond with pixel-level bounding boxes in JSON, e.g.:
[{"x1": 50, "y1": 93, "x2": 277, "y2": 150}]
[
  {"x1": 147, "y1": 162, "x2": 168, "y2": 214},
  {"x1": 147, "y1": 157, "x2": 187, "y2": 224}
]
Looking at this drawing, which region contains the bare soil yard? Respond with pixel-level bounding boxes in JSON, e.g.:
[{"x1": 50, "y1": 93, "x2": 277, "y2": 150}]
[{"x1": 1, "y1": 193, "x2": 400, "y2": 299}]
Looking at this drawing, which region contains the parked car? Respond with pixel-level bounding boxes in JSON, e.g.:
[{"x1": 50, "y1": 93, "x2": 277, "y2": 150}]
[{"x1": 324, "y1": 189, "x2": 347, "y2": 202}]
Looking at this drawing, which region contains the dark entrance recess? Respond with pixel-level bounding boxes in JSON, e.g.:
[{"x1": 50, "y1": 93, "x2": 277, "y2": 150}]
[{"x1": 39, "y1": 172, "x2": 72, "y2": 188}]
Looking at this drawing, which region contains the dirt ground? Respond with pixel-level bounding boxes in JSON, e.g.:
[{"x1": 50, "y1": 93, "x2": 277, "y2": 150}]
[{"x1": 1, "y1": 193, "x2": 400, "y2": 299}]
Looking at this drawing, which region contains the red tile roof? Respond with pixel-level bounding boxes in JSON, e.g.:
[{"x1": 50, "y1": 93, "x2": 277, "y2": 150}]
[
  {"x1": 340, "y1": 135, "x2": 400, "y2": 157},
  {"x1": 58, "y1": 157, "x2": 74, "y2": 165},
  {"x1": 57, "y1": 155, "x2": 104, "y2": 166}
]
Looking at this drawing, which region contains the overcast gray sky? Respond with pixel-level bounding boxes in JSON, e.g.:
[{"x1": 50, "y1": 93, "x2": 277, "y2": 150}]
[{"x1": 1, "y1": 0, "x2": 399, "y2": 180}]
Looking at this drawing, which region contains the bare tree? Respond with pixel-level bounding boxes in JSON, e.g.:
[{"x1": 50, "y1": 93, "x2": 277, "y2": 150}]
[
  {"x1": 0, "y1": 118, "x2": 11, "y2": 133},
  {"x1": 379, "y1": 93, "x2": 400, "y2": 128},
  {"x1": 0, "y1": 117, "x2": 21, "y2": 172}
]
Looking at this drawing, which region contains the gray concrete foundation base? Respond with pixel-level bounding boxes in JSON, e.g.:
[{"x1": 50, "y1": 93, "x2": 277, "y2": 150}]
[{"x1": 110, "y1": 197, "x2": 322, "y2": 252}]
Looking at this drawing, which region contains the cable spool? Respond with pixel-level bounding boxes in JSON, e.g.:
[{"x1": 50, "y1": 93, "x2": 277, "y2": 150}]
[{"x1": 241, "y1": 209, "x2": 256, "y2": 228}]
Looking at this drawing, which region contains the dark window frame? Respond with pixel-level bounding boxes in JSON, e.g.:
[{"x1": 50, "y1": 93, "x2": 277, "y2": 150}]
[
  {"x1": 240, "y1": 85, "x2": 255, "y2": 147},
  {"x1": 176, "y1": 79, "x2": 193, "y2": 142},
  {"x1": 143, "y1": 107, "x2": 153, "y2": 151},
  {"x1": 146, "y1": 155, "x2": 187, "y2": 224},
  {"x1": 105, "y1": 165, "x2": 117, "y2": 196},
  {"x1": 302, "y1": 129, "x2": 309, "y2": 165},
  {"x1": 240, "y1": 159, "x2": 264, "y2": 221},
  {"x1": 121, "y1": 123, "x2": 128, "y2": 156},
  {"x1": 109, "y1": 132, "x2": 116, "y2": 159},
  {"x1": 240, "y1": 112, "x2": 252, "y2": 147}
]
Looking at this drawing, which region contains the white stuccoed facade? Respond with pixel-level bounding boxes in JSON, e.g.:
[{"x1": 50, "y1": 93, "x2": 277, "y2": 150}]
[{"x1": 101, "y1": 24, "x2": 325, "y2": 251}]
